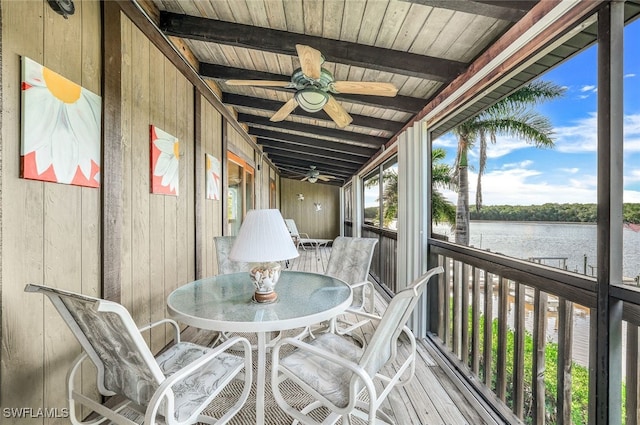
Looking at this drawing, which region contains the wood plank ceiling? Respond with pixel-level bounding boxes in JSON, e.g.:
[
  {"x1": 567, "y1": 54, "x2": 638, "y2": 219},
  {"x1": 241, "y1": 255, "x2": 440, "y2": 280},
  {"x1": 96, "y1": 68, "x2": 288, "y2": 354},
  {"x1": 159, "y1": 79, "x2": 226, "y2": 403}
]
[{"x1": 144, "y1": 0, "x2": 540, "y2": 185}]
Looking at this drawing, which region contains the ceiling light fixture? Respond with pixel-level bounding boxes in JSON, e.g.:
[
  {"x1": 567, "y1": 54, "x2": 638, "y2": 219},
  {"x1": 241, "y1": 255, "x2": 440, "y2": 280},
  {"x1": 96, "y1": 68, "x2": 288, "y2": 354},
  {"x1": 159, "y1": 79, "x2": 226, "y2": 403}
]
[
  {"x1": 307, "y1": 176, "x2": 318, "y2": 183},
  {"x1": 295, "y1": 88, "x2": 329, "y2": 113}
]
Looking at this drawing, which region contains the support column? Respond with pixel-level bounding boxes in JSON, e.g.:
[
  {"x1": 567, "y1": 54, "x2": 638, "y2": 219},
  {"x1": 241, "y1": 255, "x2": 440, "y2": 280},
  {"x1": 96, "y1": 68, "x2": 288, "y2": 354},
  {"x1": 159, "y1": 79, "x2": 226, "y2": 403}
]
[
  {"x1": 398, "y1": 120, "x2": 430, "y2": 336},
  {"x1": 595, "y1": 2, "x2": 624, "y2": 424}
]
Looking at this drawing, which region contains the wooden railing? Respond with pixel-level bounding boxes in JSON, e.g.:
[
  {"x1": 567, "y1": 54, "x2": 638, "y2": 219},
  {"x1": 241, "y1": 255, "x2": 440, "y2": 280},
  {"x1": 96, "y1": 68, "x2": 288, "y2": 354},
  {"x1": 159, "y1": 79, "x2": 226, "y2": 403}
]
[
  {"x1": 426, "y1": 237, "x2": 640, "y2": 424},
  {"x1": 361, "y1": 225, "x2": 398, "y2": 294}
]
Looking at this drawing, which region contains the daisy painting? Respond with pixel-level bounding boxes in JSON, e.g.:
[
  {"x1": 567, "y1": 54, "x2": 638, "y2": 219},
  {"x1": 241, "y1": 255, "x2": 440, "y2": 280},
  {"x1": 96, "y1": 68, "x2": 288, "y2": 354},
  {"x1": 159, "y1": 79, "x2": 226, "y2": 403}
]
[
  {"x1": 150, "y1": 125, "x2": 179, "y2": 196},
  {"x1": 20, "y1": 57, "x2": 101, "y2": 187},
  {"x1": 206, "y1": 153, "x2": 221, "y2": 200}
]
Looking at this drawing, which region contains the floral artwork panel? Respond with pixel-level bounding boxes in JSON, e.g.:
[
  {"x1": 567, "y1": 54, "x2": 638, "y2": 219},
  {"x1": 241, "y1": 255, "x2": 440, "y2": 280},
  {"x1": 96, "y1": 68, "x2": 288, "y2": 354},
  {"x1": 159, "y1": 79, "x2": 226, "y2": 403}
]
[
  {"x1": 150, "y1": 125, "x2": 179, "y2": 196},
  {"x1": 20, "y1": 57, "x2": 102, "y2": 187},
  {"x1": 206, "y1": 153, "x2": 221, "y2": 200}
]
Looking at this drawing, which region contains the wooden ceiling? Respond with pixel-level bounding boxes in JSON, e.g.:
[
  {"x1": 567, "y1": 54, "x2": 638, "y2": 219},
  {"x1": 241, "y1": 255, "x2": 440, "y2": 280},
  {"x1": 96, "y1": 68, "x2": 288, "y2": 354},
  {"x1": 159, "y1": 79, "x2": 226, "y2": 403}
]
[{"x1": 135, "y1": 0, "x2": 635, "y2": 186}]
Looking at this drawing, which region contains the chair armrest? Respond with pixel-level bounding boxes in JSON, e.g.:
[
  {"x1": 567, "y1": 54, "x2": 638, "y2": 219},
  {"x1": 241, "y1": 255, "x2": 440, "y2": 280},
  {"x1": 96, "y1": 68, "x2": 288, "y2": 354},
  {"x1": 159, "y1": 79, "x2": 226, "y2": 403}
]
[
  {"x1": 299, "y1": 232, "x2": 311, "y2": 239},
  {"x1": 145, "y1": 336, "x2": 252, "y2": 424},
  {"x1": 347, "y1": 280, "x2": 375, "y2": 312},
  {"x1": 138, "y1": 318, "x2": 181, "y2": 343}
]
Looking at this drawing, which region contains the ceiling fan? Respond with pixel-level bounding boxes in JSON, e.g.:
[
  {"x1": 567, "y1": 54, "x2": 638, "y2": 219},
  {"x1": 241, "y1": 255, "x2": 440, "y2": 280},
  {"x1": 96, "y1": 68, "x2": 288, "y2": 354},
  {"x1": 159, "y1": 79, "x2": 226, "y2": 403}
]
[
  {"x1": 285, "y1": 166, "x2": 338, "y2": 184},
  {"x1": 225, "y1": 44, "x2": 398, "y2": 128}
]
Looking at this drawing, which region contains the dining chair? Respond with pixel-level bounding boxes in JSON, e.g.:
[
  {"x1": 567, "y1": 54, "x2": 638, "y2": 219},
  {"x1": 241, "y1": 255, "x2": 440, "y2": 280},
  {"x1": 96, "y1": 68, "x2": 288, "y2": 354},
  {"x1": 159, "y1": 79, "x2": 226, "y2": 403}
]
[
  {"x1": 25, "y1": 284, "x2": 252, "y2": 425},
  {"x1": 324, "y1": 236, "x2": 378, "y2": 337},
  {"x1": 214, "y1": 235, "x2": 250, "y2": 274},
  {"x1": 271, "y1": 266, "x2": 444, "y2": 425}
]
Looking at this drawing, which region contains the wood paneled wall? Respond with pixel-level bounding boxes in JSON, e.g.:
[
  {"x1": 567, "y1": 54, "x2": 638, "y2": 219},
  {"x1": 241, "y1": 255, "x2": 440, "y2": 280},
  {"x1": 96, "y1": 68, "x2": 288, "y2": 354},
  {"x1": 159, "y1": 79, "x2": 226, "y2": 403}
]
[
  {"x1": 280, "y1": 178, "x2": 340, "y2": 240},
  {"x1": 118, "y1": 16, "x2": 197, "y2": 353},
  {"x1": 201, "y1": 99, "x2": 223, "y2": 277},
  {"x1": 1, "y1": 0, "x2": 102, "y2": 421},
  {"x1": 0, "y1": 1, "x2": 275, "y2": 420}
]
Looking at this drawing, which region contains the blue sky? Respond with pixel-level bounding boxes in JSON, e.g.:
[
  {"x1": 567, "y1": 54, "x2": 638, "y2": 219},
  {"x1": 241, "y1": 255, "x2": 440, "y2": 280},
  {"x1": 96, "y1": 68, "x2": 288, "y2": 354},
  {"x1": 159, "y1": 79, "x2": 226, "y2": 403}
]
[{"x1": 435, "y1": 19, "x2": 640, "y2": 206}]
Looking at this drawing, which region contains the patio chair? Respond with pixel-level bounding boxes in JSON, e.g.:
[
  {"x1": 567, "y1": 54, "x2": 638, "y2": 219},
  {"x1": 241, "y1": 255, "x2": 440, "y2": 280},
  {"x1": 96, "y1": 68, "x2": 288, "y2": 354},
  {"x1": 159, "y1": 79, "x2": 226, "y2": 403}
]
[
  {"x1": 25, "y1": 284, "x2": 252, "y2": 425},
  {"x1": 324, "y1": 236, "x2": 378, "y2": 337},
  {"x1": 284, "y1": 219, "x2": 318, "y2": 250},
  {"x1": 271, "y1": 266, "x2": 444, "y2": 425},
  {"x1": 214, "y1": 235, "x2": 250, "y2": 275}
]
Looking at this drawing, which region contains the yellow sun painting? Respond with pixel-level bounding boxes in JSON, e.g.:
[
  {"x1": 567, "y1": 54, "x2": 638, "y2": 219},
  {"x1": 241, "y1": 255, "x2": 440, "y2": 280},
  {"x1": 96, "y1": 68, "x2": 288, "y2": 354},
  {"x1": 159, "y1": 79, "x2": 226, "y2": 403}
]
[{"x1": 20, "y1": 57, "x2": 101, "y2": 187}]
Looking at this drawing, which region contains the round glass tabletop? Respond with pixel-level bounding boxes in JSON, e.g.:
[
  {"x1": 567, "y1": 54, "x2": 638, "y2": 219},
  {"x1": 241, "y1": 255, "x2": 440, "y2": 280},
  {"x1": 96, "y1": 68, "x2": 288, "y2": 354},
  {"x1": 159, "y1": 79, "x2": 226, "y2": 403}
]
[{"x1": 167, "y1": 270, "x2": 352, "y2": 332}]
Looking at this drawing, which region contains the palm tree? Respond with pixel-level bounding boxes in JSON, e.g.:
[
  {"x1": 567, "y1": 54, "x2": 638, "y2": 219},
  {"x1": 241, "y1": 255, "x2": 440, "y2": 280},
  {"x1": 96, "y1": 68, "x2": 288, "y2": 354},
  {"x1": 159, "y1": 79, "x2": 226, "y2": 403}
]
[
  {"x1": 453, "y1": 80, "x2": 565, "y2": 245},
  {"x1": 365, "y1": 148, "x2": 456, "y2": 227},
  {"x1": 432, "y1": 148, "x2": 456, "y2": 225}
]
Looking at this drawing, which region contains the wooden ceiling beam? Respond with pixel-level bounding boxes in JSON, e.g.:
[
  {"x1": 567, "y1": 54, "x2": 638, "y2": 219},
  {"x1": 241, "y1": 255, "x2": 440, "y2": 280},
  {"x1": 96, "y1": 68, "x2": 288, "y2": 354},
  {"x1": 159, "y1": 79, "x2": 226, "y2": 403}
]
[
  {"x1": 269, "y1": 154, "x2": 357, "y2": 176},
  {"x1": 262, "y1": 145, "x2": 363, "y2": 169},
  {"x1": 160, "y1": 11, "x2": 467, "y2": 82},
  {"x1": 223, "y1": 93, "x2": 403, "y2": 133},
  {"x1": 249, "y1": 128, "x2": 377, "y2": 157},
  {"x1": 237, "y1": 113, "x2": 387, "y2": 148},
  {"x1": 405, "y1": 0, "x2": 532, "y2": 21},
  {"x1": 256, "y1": 139, "x2": 367, "y2": 164},
  {"x1": 277, "y1": 163, "x2": 352, "y2": 179}
]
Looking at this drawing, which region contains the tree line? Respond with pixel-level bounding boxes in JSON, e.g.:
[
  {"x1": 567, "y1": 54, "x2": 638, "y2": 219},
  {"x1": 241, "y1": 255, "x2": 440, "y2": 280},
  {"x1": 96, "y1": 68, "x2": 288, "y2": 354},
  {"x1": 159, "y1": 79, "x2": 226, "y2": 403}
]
[{"x1": 469, "y1": 203, "x2": 640, "y2": 223}]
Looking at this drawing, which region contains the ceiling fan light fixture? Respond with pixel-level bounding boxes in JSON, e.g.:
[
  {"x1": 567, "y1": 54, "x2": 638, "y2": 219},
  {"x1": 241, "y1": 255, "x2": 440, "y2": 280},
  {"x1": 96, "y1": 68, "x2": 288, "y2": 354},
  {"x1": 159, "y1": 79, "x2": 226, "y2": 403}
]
[
  {"x1": 295, "y1": 88, "x2": 328, "y2": 113},
  {"x1": 307, "y1": 176, "x2": 318, "y2": 183}
]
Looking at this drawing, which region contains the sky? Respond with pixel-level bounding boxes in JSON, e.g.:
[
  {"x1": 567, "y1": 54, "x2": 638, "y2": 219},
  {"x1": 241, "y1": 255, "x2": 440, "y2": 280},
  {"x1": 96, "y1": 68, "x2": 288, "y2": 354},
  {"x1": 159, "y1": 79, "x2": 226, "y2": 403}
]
[{"x1": 434, "y1": 19, "x2": 640, "y2": 206}]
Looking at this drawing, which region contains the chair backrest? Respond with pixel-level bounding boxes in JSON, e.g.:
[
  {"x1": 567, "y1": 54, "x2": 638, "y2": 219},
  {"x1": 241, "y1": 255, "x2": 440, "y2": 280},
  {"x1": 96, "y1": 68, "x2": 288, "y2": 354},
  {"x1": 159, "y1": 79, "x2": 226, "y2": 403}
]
[
  {"x1": 25, "y1": 284, "x2": 165, "y2": 407},
  {"x1": 354, "y1": 266, "x2": 444, "y2": 391},
  {"x1": 284, "y1": 219, "x2": 300, "y2": 238},
  {"x1": 214, "y1": 236, "x2": 250, "y2": 274},
  {"x1": 325, "y1": 237, "x2": 377, "y2": 300}
]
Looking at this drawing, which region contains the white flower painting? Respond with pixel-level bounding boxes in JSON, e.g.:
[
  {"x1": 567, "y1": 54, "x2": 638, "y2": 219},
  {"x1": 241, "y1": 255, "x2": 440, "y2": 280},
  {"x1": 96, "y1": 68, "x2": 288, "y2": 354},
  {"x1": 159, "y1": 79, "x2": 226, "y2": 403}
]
[
  {"x1": 206, "y1": 153, "x2": 221, "y2": 200},
  {"x1": 20, "y1": 57, "x2": 102, "y2": 187},
  {"x1": 150, "y1": 125, "x2": 179, "y2": 196}
]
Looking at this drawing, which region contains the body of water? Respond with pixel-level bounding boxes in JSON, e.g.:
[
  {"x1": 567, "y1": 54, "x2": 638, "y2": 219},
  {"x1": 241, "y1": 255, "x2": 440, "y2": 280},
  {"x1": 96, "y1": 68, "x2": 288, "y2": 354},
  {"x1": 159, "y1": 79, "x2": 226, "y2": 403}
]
[{"x1": 433, "y1": 221, "x2": 640, "y2": 280}]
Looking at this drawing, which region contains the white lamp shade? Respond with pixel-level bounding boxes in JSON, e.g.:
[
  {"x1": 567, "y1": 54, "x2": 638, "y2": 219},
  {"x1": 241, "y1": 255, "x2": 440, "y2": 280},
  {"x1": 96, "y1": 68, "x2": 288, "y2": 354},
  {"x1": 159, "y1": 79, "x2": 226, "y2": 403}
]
[{"x1": 228, "y1": 209, "x2": 300, "y2": 263}]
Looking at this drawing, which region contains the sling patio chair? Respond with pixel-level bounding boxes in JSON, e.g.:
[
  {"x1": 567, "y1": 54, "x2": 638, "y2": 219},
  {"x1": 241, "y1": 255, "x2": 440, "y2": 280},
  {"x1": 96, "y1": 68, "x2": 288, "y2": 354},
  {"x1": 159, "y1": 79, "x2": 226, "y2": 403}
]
[
  {"x1": 25, "y1": 284, "x2": 252, "y2": 425},
  {"x1": 324, "y1": 236, "x2": 378, "y2": 338},
  {"x1": 214, "y1": 235, "x2": 251, "y2": 275},
  {"x1": 285, "y1": 219, "x2": 326, "y2": 251},
  {"x1": 271, "y1": 266, "x2": 444, "y2": 425}
]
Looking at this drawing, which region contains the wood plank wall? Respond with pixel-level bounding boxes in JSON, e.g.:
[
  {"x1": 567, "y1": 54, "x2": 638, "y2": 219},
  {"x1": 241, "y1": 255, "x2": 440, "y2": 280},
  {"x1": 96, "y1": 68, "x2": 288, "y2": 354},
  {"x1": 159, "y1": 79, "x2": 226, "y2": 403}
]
[
  {"x1": 1, "y1": 1, "x2": 272, "y2": 420},
  {"x1": 118, "y1": 16, "x2": 197, "y2": 353},
  {"x1": 280, "y1": 178, "x2": 340, "y2": 240},
  {"x1": 1, "y1": 0, "x2": 102, "y2": 421},
  {"x1": 201, "y1": 99, "x2": 223, "y2": 277}
]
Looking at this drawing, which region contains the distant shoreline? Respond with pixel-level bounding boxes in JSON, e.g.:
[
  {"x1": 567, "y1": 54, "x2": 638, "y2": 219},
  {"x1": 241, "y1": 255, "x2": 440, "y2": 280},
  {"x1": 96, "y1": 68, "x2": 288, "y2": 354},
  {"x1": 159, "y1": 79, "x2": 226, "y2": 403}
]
[{"x1": 469, "y1": 220, "x2": 596, "y2": 225}]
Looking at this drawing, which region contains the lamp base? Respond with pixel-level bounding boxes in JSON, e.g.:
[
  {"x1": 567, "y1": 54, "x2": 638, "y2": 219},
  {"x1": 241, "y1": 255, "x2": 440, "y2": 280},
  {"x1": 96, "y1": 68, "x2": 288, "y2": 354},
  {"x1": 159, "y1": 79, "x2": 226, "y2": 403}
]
[{"x1": 253, "y1": 291, "x2": 278, "y2": 304}]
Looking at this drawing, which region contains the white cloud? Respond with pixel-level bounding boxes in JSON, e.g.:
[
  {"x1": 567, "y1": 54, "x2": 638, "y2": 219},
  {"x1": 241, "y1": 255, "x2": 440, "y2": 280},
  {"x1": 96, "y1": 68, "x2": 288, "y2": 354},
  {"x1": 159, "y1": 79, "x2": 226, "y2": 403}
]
[
  {"x1": 442, "y1": 164, "x2": 597, "y2": 205},
  {"x1": 624, "y1": 73, "x2": 636, "y2": 78},
  {"x1": 581, "y1": 85, "x2": 597, "y2": 92},
  {"x1": 560, "y1": 167, "x2": 580, "y2": 173}
]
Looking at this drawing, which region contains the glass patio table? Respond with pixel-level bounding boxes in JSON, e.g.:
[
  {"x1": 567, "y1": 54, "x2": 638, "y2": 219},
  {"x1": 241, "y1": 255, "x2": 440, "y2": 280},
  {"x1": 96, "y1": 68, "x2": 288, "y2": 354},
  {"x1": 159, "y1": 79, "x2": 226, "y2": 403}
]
[{"x1": 167, "y1": 270, "x2": 352, "y2": 425}]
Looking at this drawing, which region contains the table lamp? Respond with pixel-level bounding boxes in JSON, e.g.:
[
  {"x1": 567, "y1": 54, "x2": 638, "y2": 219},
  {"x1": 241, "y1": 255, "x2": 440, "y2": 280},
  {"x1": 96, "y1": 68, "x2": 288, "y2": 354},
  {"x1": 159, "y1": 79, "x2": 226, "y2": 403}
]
[{"x1": 228, "y1": 209, "x2": 300, "y2": 303}]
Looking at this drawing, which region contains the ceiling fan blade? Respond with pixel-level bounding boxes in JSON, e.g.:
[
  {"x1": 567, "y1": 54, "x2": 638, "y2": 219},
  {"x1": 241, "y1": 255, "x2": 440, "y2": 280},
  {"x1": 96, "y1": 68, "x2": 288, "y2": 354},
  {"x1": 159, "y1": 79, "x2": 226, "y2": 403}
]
[
  {"x1": 301, "y1": 176, "x2": 309, "y2": 181},
  {"x1": 296, "y1": 44, "x2": 322, "y2": 80},
  {"x1": 270, "y1": 98, "x2": 298, "y2": 122},
  {"x1": 323, "y1": 96, "x2": 353, "y2": 128},
  {"x1": 225, "y1": 80, "x2": 291, "y2": 87},
  {"x1": 317, "y1": 176, "x2": 332, "y2": 181},
  {"x1": 319, "y1": 174, "x2": 337, "y2": 180},
  {"x1": 332, "y1": 81, "x2": 398, "y2": 97}
]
